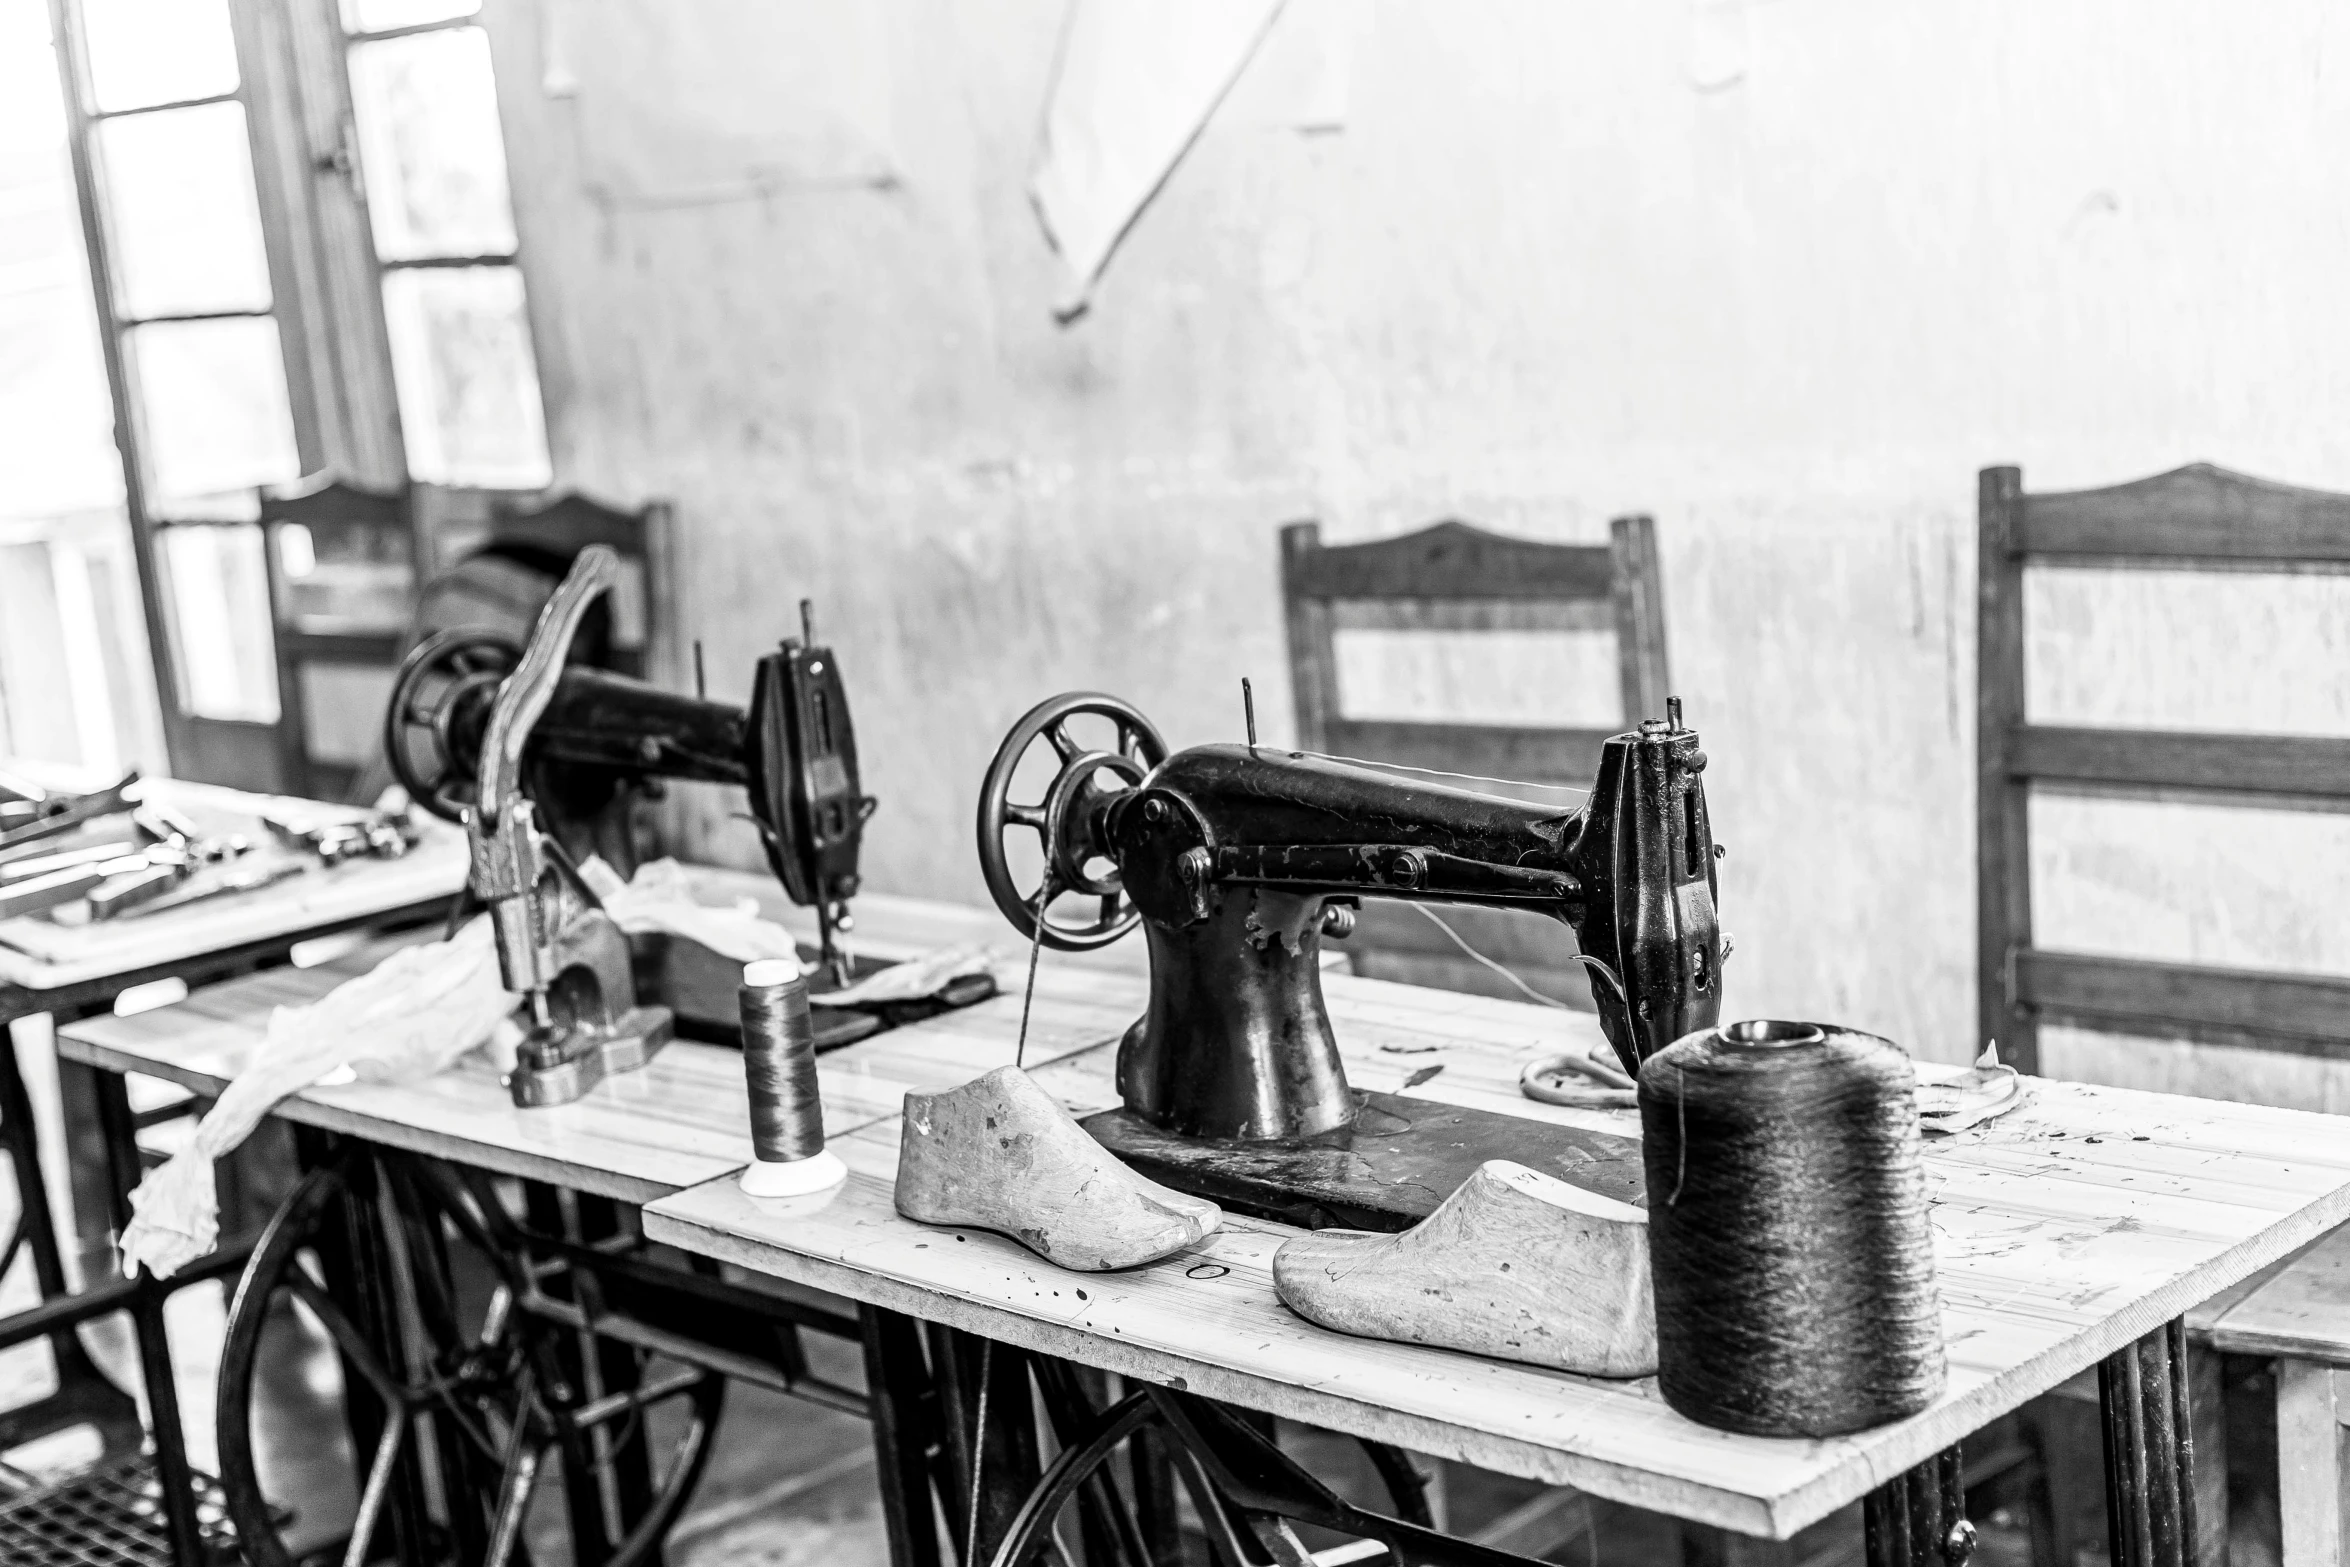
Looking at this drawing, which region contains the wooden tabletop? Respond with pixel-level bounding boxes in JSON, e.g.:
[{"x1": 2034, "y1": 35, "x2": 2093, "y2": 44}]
[
  {"x1": 0, "y1": 773, "x2": 467, "y2": 993},
  {"x1": 641, "y1": 976, "x2": 2350, "y2": 1540},
  {"x1": 59, "y1": 924, "x2": 1138, "y2": 1205},
  {"x1": 53, "y1": 879, "x2": 2350, "y2": 1538}
]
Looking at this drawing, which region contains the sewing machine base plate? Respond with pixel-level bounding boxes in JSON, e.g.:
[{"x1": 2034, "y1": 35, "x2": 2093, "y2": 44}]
[
  {"x1": 508, "y1": 1006, "x2": 675, "y2": 1108},
  {"x1": 1080, "y1": 1089, "x2": 1645, "y2": 1233},
  {"x1": 652, "y1": 934, "x2": 998, "y2": 1053}
]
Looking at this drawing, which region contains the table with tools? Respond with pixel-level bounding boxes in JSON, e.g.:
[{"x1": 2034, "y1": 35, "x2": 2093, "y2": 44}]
[
  {"x1": 0, "y1": 764, "x2": 464, "y2": 1560},
  {"x1": 55, "y1": 888, "x2": 2350, "y2": 1567}
]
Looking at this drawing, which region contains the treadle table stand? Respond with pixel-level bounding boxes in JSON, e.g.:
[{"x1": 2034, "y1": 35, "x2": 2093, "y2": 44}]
[
  {"x1": 51, "y1": 885, "x2": 1129, "y2": 1564},
  {"x1": 0, "y1": 776, "x2": 465, "y2": 1567},
  {"x1": 58, "y1": 889, "x2": 2350, "y2": 1567}
]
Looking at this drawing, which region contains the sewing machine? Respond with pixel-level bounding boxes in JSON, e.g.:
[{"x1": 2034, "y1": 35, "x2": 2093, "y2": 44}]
[
  {"x1": 386, "y1": 544, "x2": 877, "y2": 1104},
  {"x1": 976, "y1": 691, "x2": 1724, "y2": 1230}
]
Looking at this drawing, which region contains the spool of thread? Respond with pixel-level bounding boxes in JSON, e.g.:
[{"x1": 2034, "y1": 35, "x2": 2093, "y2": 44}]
[
  {"x1": 738, "y1": 959, "x2": 846, "y2": 1197},
  {"x1": 1639, "y1": 1019, "x2": 1944, "y2": 1437}
]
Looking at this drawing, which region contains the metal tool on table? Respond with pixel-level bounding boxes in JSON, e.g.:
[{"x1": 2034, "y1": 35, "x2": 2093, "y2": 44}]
[
  {"x1": 260, "y1": 802, "x2": 417, "y2": 866},
  {"x1": 386, "y1": 570, "x2": 875, "y2": 994},
  {"x1": 84, "y1": 806, "x2": 259, "y2": 921},
  {"x1": 975, "y1": 690, "x2": 1725, "y2": 1231},
  {"x1": 0, "y1": 797, "x2": 256, "y2": 921},
  {"x1": 0, "y1": 772, "x2": 140, "y2": 853}
]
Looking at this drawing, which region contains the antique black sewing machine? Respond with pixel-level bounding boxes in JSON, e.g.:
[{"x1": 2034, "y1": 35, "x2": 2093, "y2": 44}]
[
  {"x1": 976, "y1": 691, "x2": 1723, "y2": 1230},
  {"x1": 385, "y1": 544, "x2": 982, "y2": 1103}
]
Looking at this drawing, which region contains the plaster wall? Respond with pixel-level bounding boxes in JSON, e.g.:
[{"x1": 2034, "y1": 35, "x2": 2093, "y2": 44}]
[{"x1": 477, "y1": 0, "x2": 2350, "y2": 1072}]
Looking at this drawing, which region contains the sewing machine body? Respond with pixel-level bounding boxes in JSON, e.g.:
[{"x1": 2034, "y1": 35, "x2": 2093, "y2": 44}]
[
  {"x1": 980, "y1": 695, "x2": 1723, "y2": 1229},
  {"x1": 403, "y1": 546, "x2": 880, "y2": 1105}
]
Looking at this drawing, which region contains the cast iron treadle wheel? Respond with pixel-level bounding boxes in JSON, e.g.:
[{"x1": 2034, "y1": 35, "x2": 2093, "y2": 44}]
[
  {"x1": 988, "y1": 1388, "x2": 1436, "y2": 1567},
  {"x1": 217, "y1": 1150, "x2": 724, "y2": 1567}
]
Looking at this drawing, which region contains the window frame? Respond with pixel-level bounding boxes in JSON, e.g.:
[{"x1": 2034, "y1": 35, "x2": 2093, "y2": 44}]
[{"x1": 45, "y1": 0, "x2": 551, "y2": 785}]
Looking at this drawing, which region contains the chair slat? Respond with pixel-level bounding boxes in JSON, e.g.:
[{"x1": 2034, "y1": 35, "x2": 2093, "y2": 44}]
[
  {"x1": 1290, "y1": 520, "x2": 1615, "y2": 602},
  {"x1": 2015, "y1": 949, "x2": 2350, "y2": 1052},
  {"x1": 2019, "y1": 464, "x2": 2350, "y2": 564},
  {"x1": 2011, "y1": 726, "x2": 2350, "y2": 799}
]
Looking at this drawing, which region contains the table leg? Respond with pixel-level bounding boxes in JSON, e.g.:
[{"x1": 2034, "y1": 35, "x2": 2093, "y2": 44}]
[
  {"x1": 2098, "y1": 1317, "x2": 2200, "y2": 1567},
  {"x1": 0, "y1": 1020, "x2": 141, "y2": 1454},
  {"x1": 862, "y1": 1305, "x2": 947, "y2": 1567},
  {"x1": 2275, "y1": 1359, "x2": 2342, "y2": 1567},
  {"x1": 91, "y1": 1065, "x2": 204, "y2": 1565},
  {"x1": 1862, "y1": 1446, "x2": 1973, "y2": 1567}
]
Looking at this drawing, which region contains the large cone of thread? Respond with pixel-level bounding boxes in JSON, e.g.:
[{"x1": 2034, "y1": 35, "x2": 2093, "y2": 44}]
[{"x1": 1638, "y1": 1019, "x2": 1945, "y2": 1437}]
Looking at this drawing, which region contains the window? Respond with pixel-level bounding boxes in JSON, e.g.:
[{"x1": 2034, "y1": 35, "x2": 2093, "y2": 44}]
[
  {"x1": 54, "y1": 0, "x2": 306, "y2": 733},
  {"x1": 29, "y1": 0, "x2": 556, "y2": 787},
  {"x1": 0, "y1": 0, "x2": 163, "y2": 772},
  {"x1": 340, "y1": 0, "x2": 550, "y2": 488}
]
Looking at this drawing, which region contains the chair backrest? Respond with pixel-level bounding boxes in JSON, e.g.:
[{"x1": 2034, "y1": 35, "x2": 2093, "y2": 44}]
[
  {"x1": 1280, "y1": 515, "x2": 1671, "y2": 782},
  {"x1": 481, "y1": 491, "x2": 676, "y2": 684},
  {"x1": 259, "y1": 473, "x2": 421, "y2": 802},
  {"x1": 1278, "y1": 514, "x2": 1671, "y2": 999},
  {"x1": 1978, "y1": 462, "x2": 2350, "y2": 1078}
]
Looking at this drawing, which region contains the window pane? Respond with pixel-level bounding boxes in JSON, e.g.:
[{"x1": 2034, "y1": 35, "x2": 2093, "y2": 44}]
[
  {"x1": 98, "y1": 102, "x2": 273, "y2": 318},
  {"x1": 276, "y1": 518, "x2": 415, "y2": 634},
  {"x1": 156, "y1": 523, "x2": 277, "y2": 721},
  {"x1": 381, "y1": 266, "x2": 549, "y2": 487},
  {"x1": 349, "y1": 28, "x2": 517, "y2": 261},
  {"x1": 80, "y1": 0, "x2": 239, "y2": 113},
  {"x1": 126, "y1": 317, "x2": 300, "y2": 507},
  {"x1": 0, "y1": 0, "x2": 126, "y2": 517},
  {"x1": 341, "y1": 0, "x2": 479, "y2": 34}
]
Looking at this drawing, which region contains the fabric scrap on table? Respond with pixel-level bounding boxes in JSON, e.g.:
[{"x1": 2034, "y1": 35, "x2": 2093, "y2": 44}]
[
  {"x1": 119, "y1": 916, "x2": 519, "y2": 1280},
  {"x1": 1918, "y1": 1042, "x2": 2027, "y2": 1135},
  {"x1": 583, "y1": 855, "x2": 802, "y2": 968},
  {"x1": 821, "y1": 943, "x2": 997, "y2": 1006}
]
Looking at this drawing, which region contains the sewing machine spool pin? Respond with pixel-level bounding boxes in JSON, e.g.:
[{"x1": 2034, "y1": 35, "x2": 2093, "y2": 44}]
[{"x1": 977, "y1": 690, "x2": 1724, "y2": 1230}]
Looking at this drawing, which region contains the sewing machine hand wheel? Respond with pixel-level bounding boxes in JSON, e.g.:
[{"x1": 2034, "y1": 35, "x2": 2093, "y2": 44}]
[
  {"x1": 383, "y1": 629, "x2": 522, "y2": 822},
  {"x1": 977, "y1": 692, "x2": 1168, "y2": 951}
]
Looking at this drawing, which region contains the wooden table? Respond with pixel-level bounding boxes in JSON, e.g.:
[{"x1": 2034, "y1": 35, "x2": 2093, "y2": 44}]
[
  {"x1": 59, "y1": 890, "x2": 2350, "y2": 1564},
  {"x1": 641, "y1": 974, "x2": 2350, "y2": 1562}
]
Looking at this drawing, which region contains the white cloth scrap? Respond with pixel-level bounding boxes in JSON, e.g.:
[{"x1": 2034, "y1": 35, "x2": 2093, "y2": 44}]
[
  {"x1": 119, "y1": 917, "x2": 519, "y2": 1280},
  {"x1": 823, "y1": 943, "x2": 997, "y2": 1006},
  {"x1": 119, "y1": 857, "x2": 807, "y2": 1279},
  {"x1": 1917, "y1": 1042, "x2": 2027, "y2": 1135},
  {"x1": 583, "y1": 856, "x2": 802, "y2": 968}
]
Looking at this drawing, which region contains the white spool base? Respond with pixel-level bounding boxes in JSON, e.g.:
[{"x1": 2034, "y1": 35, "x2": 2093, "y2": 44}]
[{"x1": 739, "y1": 1148, "x2": 847, "y2": 1198}]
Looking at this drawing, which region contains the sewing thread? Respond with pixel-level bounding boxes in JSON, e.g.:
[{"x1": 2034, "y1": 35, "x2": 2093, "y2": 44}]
[
  {"x1": 1639, "y1": 1020, "x2": 1945, "y2": 1437},
  {"x1": 740, "y1": 960, "x2": 827, "y2": 1162}
]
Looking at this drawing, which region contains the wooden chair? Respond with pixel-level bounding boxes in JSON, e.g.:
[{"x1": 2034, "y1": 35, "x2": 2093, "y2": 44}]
[
  {"x1": 478, "y1": 490, "x2": 676, "y2": 684},
  {"x1": 1977, "y1": 461, "x2": 2350, "y2": 1077},
  {"x1": 1279, "y1": 515, "x2": 1670, "y2": 1002},
  {"x1": 344, "y1": 490, "x2": 677, "y2": 816},
  {"x1": 1978, "y1": 459, "x2": 2350, "y2": 1565},
  {"x1": 260, "y1": 474, "x2": 421, "y2": 801}
]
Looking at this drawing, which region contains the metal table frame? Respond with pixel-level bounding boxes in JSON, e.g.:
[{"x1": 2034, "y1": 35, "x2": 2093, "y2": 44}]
[{"x1": 0, "y1": 896, "x2": 445, "y2": 1566}]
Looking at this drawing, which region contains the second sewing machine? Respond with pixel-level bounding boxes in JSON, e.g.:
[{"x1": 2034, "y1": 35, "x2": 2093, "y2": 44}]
[
  {"x1": 385, "y1": 544, "x2": 989, "y2": 1106},
  {"x1": 977, "y1": 688, "x2": 1725, "y2": 1229}
]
